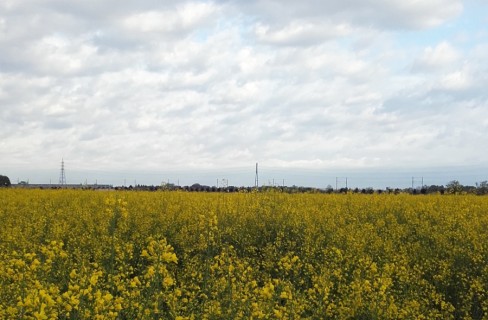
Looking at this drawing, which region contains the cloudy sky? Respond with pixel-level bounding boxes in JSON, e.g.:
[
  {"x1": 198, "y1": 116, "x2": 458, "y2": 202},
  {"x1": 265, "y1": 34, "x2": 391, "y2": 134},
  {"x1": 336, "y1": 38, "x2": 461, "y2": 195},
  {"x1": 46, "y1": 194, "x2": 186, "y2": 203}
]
[{"x1": 1, "y1": 0, "x2": 488, "y2": 188}]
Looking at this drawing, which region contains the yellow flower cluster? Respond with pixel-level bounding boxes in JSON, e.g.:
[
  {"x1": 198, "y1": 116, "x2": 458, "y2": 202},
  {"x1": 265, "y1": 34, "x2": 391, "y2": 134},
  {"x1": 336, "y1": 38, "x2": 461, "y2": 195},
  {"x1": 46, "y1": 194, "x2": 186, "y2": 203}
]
[{"x1": 1, "y1": 189, "x2": 488, "y2": 319}]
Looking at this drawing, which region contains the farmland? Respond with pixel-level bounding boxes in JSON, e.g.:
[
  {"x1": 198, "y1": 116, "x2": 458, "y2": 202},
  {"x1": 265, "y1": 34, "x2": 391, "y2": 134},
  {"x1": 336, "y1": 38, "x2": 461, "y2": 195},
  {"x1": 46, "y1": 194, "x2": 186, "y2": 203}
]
[{"x1": 1, "y1": 189, "x2": 487, "y2": 319}]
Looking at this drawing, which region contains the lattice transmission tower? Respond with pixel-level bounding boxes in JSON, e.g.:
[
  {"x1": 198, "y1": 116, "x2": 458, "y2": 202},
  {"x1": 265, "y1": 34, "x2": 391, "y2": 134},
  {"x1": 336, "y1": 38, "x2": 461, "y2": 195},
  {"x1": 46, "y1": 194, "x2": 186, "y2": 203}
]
[{"x1": 59, "y1": 158, "x2": 66, "y2": 185}]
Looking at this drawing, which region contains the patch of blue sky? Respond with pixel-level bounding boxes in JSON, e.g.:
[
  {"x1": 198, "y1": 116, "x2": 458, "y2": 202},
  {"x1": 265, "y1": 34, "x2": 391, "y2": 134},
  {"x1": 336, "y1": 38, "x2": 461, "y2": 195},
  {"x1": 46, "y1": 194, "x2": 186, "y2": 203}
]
[
  {"x1": 451, "y1": 2, "x2": 488, "y2": 46},
  {"x1": 230, "y1": 14, "x2": 262, "y2": 46},
  {"x1": 396, "y1": 2, "x2": 487, "y2": 50},
  {"x1": 399, "y1": 27, "x2": 456, "y2": 49},
  {"x1": 192, "y1": 29, "x2": 212, "y2": 43},
  {"x1": 190, "y1": 13, "x2": 255, "y2": 46},
  {"x1": 335, "y1": 36, "x2": 355, "y2": 49}
]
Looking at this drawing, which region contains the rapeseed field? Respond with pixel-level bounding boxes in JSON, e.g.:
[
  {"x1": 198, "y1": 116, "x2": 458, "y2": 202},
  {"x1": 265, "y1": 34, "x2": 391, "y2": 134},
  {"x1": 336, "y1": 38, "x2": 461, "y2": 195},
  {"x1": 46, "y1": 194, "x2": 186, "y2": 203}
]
[{"x1": 1, "y1": 189, "x2": 487, "y2": 319}]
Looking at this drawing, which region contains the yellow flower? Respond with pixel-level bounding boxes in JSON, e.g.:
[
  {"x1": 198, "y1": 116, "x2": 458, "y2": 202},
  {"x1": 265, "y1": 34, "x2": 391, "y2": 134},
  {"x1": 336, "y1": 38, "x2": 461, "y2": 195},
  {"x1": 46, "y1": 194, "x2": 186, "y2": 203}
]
[
  {"x1": 273, "y1": 309, "x2": 283, "y2": 318},
  {"x1": 33, "y1": 303, "x2": 48, "y2": 320},
  {"x1": 90, "y1": 274, "x2": 99, "y2": 286},
  {"x1": 163, "y1": 276, "x2": 174, "y2": 287},
  {"x1": 162, "y1": 251, "x2": 178, "y2": 264},
  {"x1": 103, "y1": 293, "x2": 113, "y2": 302}
]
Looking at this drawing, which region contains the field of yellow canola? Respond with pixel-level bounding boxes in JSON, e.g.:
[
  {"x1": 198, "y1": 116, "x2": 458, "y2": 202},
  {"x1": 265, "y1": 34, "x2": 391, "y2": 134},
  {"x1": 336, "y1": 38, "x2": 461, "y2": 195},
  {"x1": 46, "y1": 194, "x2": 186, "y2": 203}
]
[{"x1": 1, "y1": 189, "x2": 488, "y2": 319}]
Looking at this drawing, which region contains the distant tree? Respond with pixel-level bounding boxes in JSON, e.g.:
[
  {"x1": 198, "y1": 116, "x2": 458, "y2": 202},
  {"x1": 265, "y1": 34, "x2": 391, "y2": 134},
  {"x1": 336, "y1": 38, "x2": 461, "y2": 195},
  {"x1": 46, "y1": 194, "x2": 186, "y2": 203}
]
[
  {"x1": 339, "y1": 187, "x2": 348, "y2": 194},
  {"x1": 325, "y1": 185, "x2": 334, "y2": 194},
  {"x1": 426, "y1": 185, "x2": 444, "y2": 194},
  {"x1": 364, "y1": 187, "x2": 374, "y2": 194},
  {"x1": 0, "y1": 175, "x2": 11, "y2": 187},
  {"x1": 476, "y1": 181, "x2": 488, "y2": 195},
  {"x1": 446, "y1": 180, "x2": 463, "y2": 194},
  {"x1": 462, "y1": 185, "x2": 477, "y2": 194}
]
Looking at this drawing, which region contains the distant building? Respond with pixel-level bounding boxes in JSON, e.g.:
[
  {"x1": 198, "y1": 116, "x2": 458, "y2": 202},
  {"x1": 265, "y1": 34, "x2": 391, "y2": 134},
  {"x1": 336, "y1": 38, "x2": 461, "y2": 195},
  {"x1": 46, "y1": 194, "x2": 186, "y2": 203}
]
[{"x1": 12, "y1": 183, "x2": 113, "y2": 190}]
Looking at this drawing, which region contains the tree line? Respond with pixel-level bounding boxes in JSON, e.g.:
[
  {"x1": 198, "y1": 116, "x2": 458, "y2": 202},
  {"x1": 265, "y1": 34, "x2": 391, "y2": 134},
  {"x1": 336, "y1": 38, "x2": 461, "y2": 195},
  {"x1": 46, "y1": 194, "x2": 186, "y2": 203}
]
[{"x1": 2, "y1": 174, "x2": 488, "y2": 195}]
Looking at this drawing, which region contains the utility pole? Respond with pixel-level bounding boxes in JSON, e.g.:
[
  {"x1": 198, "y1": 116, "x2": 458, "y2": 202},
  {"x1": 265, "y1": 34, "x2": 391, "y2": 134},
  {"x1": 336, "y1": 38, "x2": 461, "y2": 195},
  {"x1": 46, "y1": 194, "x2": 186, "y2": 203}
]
[
  {"x1": 336, "y1": 177, "x2": 348, "y2": 191},
  {"x1": 255, "y1": 163, "x2": 259, "y2": 189},
  {"x1": 411, "y1": 177, "x2": 424, "y2": 190},
  {"x1": 223, "y1": 179, "x2": 228, "y2": 188}
]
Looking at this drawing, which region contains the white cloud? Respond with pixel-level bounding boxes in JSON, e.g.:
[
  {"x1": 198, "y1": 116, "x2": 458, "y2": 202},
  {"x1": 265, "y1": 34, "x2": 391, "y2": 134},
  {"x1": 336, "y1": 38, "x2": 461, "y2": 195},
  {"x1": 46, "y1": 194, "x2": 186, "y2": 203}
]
[
  {"x1": 1, "y1": 0, "x2": 487, "y2": 186},
  {"x1": 439, "y1": 68, "x2": 472, "y2": 90},
  {"x1": 412, "y1": 41, "x2": 461, "y2": 72},
  {"x1": 30, "y1": 35, "x2": 98, "y2": 75},
  {"x1": 122, "y1": 2, "x2": 218, "y2": 34},
  {"x1": 254, "y1": 21, "x2": 352, "y2": 46}
]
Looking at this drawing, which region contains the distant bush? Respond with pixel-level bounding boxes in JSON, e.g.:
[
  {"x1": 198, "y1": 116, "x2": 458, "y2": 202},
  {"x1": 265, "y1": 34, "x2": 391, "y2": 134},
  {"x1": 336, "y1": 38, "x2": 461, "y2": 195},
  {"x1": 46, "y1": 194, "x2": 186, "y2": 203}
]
[{"x1": 0, "y1": 175, "x2": 11, "y2": 187}]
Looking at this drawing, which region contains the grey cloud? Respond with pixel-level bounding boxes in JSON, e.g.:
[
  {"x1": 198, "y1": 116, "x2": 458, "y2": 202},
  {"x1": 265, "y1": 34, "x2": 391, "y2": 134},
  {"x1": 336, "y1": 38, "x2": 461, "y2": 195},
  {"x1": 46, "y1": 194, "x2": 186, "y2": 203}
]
[
  {"x1": 228, "y1": 0, "x2": 462, "y2": 31},
  {"x1": 43, "y1": 118, "x2": 73, "y2": 130},
  {"x1": 79, "y1": 129, "x2": 102, "y2": 142},
  {"x1": 0, "y1": 1, "x2": 221, "y2": 77}
]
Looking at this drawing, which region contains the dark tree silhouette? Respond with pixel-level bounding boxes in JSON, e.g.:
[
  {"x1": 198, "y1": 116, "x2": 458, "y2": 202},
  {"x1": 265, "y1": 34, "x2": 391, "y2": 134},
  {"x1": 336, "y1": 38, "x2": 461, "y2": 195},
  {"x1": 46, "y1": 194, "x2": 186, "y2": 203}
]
[{"x1": 0, "y1": 175, "x2": 11, "y2": 187}]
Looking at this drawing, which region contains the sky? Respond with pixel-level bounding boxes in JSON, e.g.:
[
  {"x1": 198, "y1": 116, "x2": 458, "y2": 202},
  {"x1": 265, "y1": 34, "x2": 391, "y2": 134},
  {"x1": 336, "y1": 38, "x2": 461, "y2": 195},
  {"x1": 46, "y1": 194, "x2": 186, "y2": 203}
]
[{"x1": 1, "y1": 0, "x2": 488, "y2": 188}]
